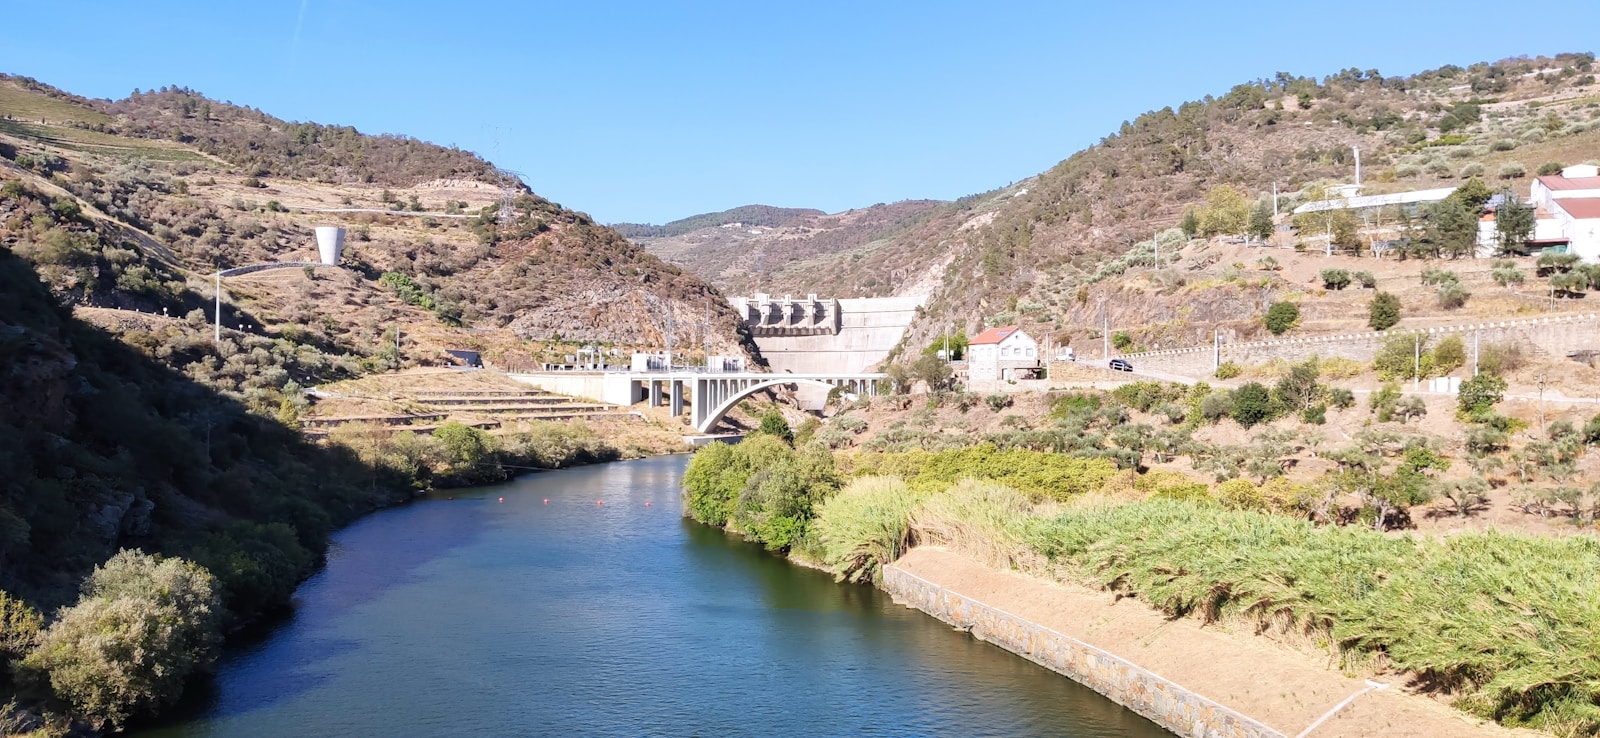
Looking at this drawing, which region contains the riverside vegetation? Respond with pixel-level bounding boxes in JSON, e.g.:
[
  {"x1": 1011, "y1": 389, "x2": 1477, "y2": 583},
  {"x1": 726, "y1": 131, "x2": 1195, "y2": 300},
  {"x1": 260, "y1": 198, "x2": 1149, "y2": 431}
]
[{"x1": 683, "y1": 380, "x2": 1600, "y2": 736}]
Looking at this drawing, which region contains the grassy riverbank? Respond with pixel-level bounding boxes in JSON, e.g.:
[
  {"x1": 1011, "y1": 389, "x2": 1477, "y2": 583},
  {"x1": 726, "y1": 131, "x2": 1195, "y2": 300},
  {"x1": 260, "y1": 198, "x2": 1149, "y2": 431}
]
[{"x1": 683, "y1": 438, "x2": 1600, "y2": 736}]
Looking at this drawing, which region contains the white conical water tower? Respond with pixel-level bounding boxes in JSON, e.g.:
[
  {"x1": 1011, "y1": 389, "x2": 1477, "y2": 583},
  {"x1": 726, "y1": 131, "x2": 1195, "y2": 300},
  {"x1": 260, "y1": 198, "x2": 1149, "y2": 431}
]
[{"x1": 315, "y1": 226, "x2": 346, "y2": 266}]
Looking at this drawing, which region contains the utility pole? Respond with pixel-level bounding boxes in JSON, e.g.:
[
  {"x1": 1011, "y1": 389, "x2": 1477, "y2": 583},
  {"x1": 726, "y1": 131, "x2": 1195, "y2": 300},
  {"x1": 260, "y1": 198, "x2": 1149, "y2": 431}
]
[
  {"x1": 1213, "y1": 329, "x2": 1221, "y2": 372},
  {"x1": 1414, "y1": 333, "x2": 1421, "y2": 391},
  {"x1": 1102, "y1": 308, "x2": 1110, "y2": 360},
  {"x1": 213, "y1": 271, "x2": 222, "y2": 344},
  {"x1": 1473, "y1": 330, "x2": 1480, "y2": 376},
  {"x1": 1538, "y1": 373, "x2": 1547, "y2": 435},
  {"x1": 1272, "y1": 183, "x2": 1279, "y2": 218}
]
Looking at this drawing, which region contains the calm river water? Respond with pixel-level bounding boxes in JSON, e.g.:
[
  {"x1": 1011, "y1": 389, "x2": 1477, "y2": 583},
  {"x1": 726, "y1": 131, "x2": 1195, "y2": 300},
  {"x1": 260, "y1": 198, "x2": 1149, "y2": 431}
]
[{"x1": 138, "y1": 456, "x2": 1169, "y2": 737}]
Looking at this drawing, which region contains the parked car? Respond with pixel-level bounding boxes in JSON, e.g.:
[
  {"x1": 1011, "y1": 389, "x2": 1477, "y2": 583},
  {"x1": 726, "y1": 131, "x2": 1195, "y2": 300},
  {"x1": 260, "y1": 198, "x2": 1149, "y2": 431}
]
[{"x1": 1109, "y1": 358, "x2": 1133, "y2": 372}]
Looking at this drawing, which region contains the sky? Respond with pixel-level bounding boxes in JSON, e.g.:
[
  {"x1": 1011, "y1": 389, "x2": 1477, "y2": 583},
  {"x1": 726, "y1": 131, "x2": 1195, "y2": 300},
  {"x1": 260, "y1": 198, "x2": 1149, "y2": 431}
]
[{"x1": 2, "y1": 2, "x2": 1596, "y2": 224}]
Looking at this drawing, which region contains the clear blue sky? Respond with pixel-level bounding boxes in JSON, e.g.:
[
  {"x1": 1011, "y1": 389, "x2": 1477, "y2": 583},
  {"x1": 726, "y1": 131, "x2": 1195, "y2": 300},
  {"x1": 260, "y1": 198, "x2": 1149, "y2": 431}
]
[{"x1": 3, "y1": 2, "x2": 1594, "y2": 224}]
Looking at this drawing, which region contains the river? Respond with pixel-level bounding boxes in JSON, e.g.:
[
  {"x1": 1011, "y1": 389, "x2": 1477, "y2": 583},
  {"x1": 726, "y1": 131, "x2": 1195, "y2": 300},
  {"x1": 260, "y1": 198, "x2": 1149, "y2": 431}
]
[{"x1": 138, "y1": 456, "x2": 1170, "y2": 737}]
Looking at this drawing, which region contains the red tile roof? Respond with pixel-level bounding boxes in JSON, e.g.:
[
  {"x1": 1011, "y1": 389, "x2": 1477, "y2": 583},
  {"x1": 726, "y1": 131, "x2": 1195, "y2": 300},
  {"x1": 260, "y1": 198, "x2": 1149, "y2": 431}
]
[
  {"x1": 1537, "y1": 175, "x2": 1600, "y2": 191},
  {"x1": 971, "y1": 325, "x2": 1022, "y2": 345},
  {"x1": 1555, "y1": 198, "x2": 1600, "y2": 220}
]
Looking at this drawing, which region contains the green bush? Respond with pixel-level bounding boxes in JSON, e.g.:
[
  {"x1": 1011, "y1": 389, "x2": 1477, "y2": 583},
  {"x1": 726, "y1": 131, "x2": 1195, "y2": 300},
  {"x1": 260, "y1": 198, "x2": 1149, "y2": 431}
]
[
  {"x1": 681, "y1": 435, "x2": 793, "y2": 526},
  {"x1": 1214, "y1": 361, "x2": 1242, "y2": 380},
  {"x1": 756, "y1": 409, "x2": 794, "y2": 443},
  {"x1": 1368, "y1": 291, "x2": 1402, "y2": 331},
  {"x1": 1351, "y1": 270, "x2": 1376, "y2": 288},
  {"x1": 23, "y1": 551, "x2": 222, "y2": 730},
  {"x1": 1230, "y1": 382, "x2": 1275, "y2": 428},
  {"x1": 1433, "y1": 335, "x2": 1467, "y2": 374},
  {"x1": 1264, "y1": 302, "x2": 1299, "y2": 335},
  {"x1": 1111, "y1": 331, "x2": 1134, "y2": 351},
  {"x1": 1320, "y1": 268, "x2": 1352, "y2": 290},
  {"x1": 1459, "y1": 373, "x2": 1508, "y2": 417},
  {"x1": 734, "y1": 444, "x2": 838, "y2": 552},
  {"x1": 1327, "y1": 387, "x2": 1356, "y2": 410},
  {"x1": 984, "y1": 393, "x2": 1012, "y2": 412},
  {"x1": 1112, "y1": 381, "x2": 1185, "y2": 413}
]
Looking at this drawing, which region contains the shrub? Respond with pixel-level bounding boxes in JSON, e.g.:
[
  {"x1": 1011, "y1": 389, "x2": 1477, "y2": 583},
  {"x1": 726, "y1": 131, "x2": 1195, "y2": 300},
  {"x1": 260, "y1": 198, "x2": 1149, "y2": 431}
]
[
  {"x1": 1214, "y1": 361, "x2": 1242, "y2": 380},
  {"x1": 1200, "y1": 391, "x2": 1234, "y2": 423},
  {"x1": 1351, "y1": 270, "x2": 1376, "y2": 288},
  {"x1": 433, "y1": 422, "x2": 492, "y2": 473},
  {"x1": 1368, "y1": 291, "x2": 1402, "y2": 330},
  {"x1": 1538, "y1": 161, "x2": 1565, "y2": 176},
  {"x1": 1433, "y1": 335, "x2": 1467, "y2": 374},
  {"x1": 1459, "y1": 373, "x2": 1508, "y2": 417},
  {"x1": 1459, "y1": 162, "x2": 1485, "y2": 178},
  {"x1": 812, "y1": 477, "x2": 925, "y2": 583},
  {"x1": 1374, "y1": 332, "x2": 1428, "y2": 381},
  {"x1": 1489, "y1": 138, "x2": 1518, "y2": 152},
  {"x1": 681, "y1": 434, "x2": 794, "y2": 526},
  {"x1": 734, "y1": 444, "x2": 838, "y2": 551},
  {"x1": 23, "y1": 551, "x2": 222, "y2": 730},
  {"x1": 984, "y1": 393, "x2": 1012, "y2": 412},
  {"x1": 1111, "y1": 331, "x2": 1133, "y2": 351},
  {"x1": 848, "y1": 446, "x2": 1119, "y2": 502},
  {"x1": 1327, "y1": 387, "x2": 1356, "y2": 409},
  {"x1": 1230, "y1": 382, "x2": 1275, "y2": 428},
  {"x1": 1264, "y1": 302, "x2": 1299, "y2": 335},
  {"x1": 1491, "y1": 261, "x2": 1526, "y2": 287},
  {"x1": 0, "y1": 591, "x2": 42, "y2": 667},
  {"x1": 1302, "y1": 404, "x2": 1327, "y2": 425},
  {"x1": 756, "y1": 409, "x2": 794, "y2": 443},
  {"x1": 1498, "y1": 161, "x2": 1527, "y2": 180},
  {"x1": 1112, "y1": 381, "x2": 1185, "y2": 413},
  {"x1": 1320, "y1": 268, "x2": 1352, "y2": 290},
  {"x1": 1436, "y1": 282, "x2": 1470, "y2": 309}
]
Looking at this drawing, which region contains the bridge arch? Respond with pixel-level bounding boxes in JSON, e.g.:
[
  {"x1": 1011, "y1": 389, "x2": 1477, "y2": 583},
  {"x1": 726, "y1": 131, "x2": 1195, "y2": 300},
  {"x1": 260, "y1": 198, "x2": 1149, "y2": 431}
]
[{"x1": 696, "y1": 377, "x2": 864, "y2": 433}]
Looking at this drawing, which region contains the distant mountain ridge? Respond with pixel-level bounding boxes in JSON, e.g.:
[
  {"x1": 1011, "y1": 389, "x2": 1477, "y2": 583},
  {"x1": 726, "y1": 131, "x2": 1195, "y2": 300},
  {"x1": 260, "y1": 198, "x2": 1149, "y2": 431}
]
[{"x1": 612, "y1": 204, "x2": 825, "y2": 238}]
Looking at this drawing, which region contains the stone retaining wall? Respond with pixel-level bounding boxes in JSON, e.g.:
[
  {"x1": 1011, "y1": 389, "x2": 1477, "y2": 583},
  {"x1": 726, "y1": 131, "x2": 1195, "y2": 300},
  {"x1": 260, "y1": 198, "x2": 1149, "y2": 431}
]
[
  {"x1": 882, "y1": 565, "x2": 1283, "y2": 738},
  {"x1": 1121, "y1": 312, "x2": 1600, "y2": 378}
]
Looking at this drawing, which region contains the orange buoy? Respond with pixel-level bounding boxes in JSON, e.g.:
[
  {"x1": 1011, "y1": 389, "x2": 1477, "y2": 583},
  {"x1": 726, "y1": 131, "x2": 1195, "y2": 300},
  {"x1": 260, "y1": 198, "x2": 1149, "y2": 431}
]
[
  {"x1": 645, "y1": 501, "x2": 652, "y2": 507},
  {"x1": 597, "y1": 500, "x2": 604, "y2": 505},
  {"x1": 543, "y1": 499, "x2": 549, "y2": 504},
  {"x1": 498, "y1": 497, "x2": 504, "y2": 503}
]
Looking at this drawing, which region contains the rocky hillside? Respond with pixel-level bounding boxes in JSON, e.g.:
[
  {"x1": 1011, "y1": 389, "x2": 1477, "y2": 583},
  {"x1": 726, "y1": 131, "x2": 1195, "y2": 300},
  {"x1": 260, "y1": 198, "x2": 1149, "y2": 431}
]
[{"x1": 0, "y1": 75, "x2": 759, "y2": 370}]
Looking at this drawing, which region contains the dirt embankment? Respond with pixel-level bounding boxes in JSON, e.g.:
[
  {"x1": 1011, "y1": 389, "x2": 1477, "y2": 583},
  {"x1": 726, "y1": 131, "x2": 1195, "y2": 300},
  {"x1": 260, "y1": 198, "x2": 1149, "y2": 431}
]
[{"x1": 892, "y1": 547, "x2": 1537, "y2": 738}]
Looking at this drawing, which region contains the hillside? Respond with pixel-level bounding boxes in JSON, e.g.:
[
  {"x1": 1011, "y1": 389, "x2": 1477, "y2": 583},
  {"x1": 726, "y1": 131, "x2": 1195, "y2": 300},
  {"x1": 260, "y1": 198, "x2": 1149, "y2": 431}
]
[
  {"x1": 631, "y1": 199, "x2": 949, "y2": 296},
  {"x1": 611, "y1": 204, "x2": 824, "y2": 239},
  {"x1": 0, "y1": 75, "x2": 759, "y2": 373},
  {"x1": 658, "y1": 54, "x2": 1600, "y2": 361}
]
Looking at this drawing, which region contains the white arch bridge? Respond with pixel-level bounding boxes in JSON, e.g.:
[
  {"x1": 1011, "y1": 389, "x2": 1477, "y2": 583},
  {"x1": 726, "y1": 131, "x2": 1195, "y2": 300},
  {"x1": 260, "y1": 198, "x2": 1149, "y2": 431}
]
[{"x1": 619, "y1": 372, "x2": 885, "y2": 433}]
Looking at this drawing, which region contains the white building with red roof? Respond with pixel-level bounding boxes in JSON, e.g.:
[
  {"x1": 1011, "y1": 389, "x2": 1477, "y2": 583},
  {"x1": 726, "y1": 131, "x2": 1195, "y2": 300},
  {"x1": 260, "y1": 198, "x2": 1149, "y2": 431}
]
[
  {"x1": 967, "y1": 325, "x2": 1041, "y2": 384},
  {"x1": 1530, "y1": 164, "x2": 1600, "y2": 262}
]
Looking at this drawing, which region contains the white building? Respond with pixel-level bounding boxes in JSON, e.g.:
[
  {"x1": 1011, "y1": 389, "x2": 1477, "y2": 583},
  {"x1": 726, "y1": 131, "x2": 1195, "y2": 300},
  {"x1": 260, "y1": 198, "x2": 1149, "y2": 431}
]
[
  {"x1": 1529, "y1": 165, "x2": 1600, "y2": 262},
  {"x1": 966, "y1": 325, "x2": 1041, "y2": 384}
]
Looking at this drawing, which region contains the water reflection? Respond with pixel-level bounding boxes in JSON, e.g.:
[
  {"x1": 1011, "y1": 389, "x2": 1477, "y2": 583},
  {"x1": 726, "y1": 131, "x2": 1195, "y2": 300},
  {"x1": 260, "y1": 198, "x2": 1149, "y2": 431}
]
[{"x1": 138, "y1": 457, "x2": 1169, "y2": 738}]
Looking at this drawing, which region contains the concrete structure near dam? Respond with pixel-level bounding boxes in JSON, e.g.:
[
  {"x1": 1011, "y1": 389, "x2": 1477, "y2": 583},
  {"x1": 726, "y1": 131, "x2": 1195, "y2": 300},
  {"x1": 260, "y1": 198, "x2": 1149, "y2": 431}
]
[{"x1": 728, "y1": 293, "x2": 924, "y2": 374}]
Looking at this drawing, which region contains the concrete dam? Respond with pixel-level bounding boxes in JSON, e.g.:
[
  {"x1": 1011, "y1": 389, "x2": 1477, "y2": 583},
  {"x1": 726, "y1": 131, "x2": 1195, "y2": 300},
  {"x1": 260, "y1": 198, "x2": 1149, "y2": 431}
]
[{"x1": 729, "y1": 293, "x2": 924, "y2": 374}]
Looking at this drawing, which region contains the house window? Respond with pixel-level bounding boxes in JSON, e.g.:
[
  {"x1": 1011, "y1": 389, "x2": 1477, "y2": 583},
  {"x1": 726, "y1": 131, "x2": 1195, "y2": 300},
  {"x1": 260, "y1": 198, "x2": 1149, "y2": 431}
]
[{"x1": 1026, "y1": 348, "x2": 1035, "y2": 357}]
